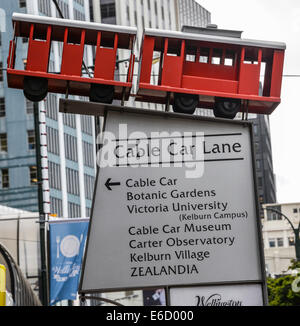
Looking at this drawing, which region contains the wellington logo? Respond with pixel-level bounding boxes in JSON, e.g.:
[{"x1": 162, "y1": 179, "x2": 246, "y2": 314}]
[{"x1": 196, "y1": 294, "x2": 243, "y2": 306}]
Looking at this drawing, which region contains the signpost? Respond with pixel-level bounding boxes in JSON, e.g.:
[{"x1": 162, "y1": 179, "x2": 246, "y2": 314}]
[{"x1": 75, "y1": 103, "x2": 267, "y2": 305}]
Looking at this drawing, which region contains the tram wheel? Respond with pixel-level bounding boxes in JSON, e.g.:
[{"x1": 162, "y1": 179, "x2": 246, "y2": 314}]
[
  {"x1": 23, "y1": 76, "x2": 48, "y2": 102},
  {"x1": 213, "y1": 98, "x2": 241, "y2": 119},
  {"x1": 89, "y1": 84, "x2": 114, "y2": 104},
  {"x1": 173, "y1": 93, "x2": 198, "y2": 115}
]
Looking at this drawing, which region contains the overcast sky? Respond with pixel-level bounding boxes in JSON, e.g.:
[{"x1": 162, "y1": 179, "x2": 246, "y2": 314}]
[{"x1": 197, "y1": 0, "x2": 300, "y2": 204}]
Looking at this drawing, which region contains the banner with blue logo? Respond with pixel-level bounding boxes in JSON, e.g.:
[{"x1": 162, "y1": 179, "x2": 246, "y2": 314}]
[{"x1": 49, "y1": 219, "x2": 89, "y2": 305}]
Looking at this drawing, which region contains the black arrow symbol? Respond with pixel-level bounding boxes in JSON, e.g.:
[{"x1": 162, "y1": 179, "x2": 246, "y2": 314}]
[{"x1": 105, "y1": 178, "x2": 121, "y2": 191}]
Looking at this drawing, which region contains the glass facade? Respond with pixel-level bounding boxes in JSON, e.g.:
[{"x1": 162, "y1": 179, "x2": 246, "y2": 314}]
[{"x1": 0, "y1": 0, "x2": 38, "y2": 211}]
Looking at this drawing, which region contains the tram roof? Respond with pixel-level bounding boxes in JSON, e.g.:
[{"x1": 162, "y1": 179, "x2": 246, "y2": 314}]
[
  {"x1": 143, "y1": 28, "x2": 286, "y2": 51},
  {"x1": 12, "y1": 13, "x2": 137, "y2": 48}
]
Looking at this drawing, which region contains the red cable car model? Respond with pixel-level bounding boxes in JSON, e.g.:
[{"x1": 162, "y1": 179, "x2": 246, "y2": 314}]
[
  {"x1": 7, "y1": 13, "x2": 286, "y2": 119},
  {"x1": 7, "y1": 13, "x2": 136, "y2": 104}
]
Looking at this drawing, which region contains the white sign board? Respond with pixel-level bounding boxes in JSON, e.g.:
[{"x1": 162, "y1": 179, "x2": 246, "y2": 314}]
[
  {"x1": 170, "y1": 284, "x2": 264, "y2": 306},
  {"x1": 79, "y1": 109, "x2": 265, "y2": 295}
]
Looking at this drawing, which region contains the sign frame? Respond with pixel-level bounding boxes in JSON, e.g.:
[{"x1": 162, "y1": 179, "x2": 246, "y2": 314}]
[{"x1": 67, "y1": 101, "x2": 268, "y2": 305}]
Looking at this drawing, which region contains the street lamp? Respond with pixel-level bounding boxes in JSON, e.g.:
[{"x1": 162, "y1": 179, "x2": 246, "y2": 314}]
[{"x1": 265, "y1": 207, "x2": 300, "y2": 261}]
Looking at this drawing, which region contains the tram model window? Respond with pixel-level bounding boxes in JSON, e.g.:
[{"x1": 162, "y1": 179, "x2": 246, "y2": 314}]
[
  {"x1": 199, "y1": 47, "x2": 209, "y2": 63},
  {"x1": 166, "y1": 39, "x2": 182, "y2": 56},
  {"x1": 185, "y1": 46, "x2": 197, "y2": 62},
  {"x1": 211, "y1": 48, "x2": 222, "y2": 65},
  {"x1": 33, "y1": 25, "x2": 48, "y2": 41},
  {"x1": 224, "y1": 50, "x2": 235, "y2": 66},
  {"x1": 100, "y1": 32, "x2": 115, "y2": 49},
  {"x1": 244, "y1": 47, "x2": 259, "y2": 65},
  {"x1": 67, "y1": 28, "x2": 82, "y2": 45}
]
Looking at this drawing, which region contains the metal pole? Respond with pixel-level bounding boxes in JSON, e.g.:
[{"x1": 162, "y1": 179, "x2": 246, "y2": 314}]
[
  {"x1": 16, "y1": 215, "x2": 20, "y2": 265},
  {"x1": 34, "y1": 101, "x2": 48, "y2": 306}
]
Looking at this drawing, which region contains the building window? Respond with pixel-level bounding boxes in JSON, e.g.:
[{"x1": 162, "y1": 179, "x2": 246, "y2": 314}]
[
  {"x1": 0, "y1": 62, "x2": 3, "y2": 82},
  {"x1": 86, "y1": 207, "x2": 91, "y2": 218},
  {"x1": 83, "y1": 141, "x2": 94, "y2": 168},
  {"x1": 1, "y1": 169, "x2": 9, "y2": 188},
  {"x1": 101, "y1": 3, "x2": 116, "y2": 18},
  {"x1": 46, "y1": 127, "x2": 60, "y2": 155},
  {"x1": 38, "y1": 0, "x2": 51, "y2": 15},
  {"x1": 50, "y1": 197, "x2": 63, "y2": 217},
  {"x1": 63, "y1": 113, "x2": 76, "y2": 128},
  {"x1": 48, "y1": 162, "x2": 62, "y2": 190},
  {"x1": 0, "y1": 98, "x2": 5, "y2": 117},
  {"x1": 29, "y1": 166, "x2": 37, "y2": 185},
  {"x1": 73, "y1": 8, "x2": 85, "y2": 21},
  {"x1": 126, "y1": 5, "x2": 130, "y2": 22},
  {"x1": 293, "y1": 208, "x2": 298, "y2": 214},
  {"x1": 66, "y1": 168, "x2": 80, "y2": 196},
  {"x1": 268, "y1": 237, "x2": 285, "y2": 248},
  {"x1": 45, "y1": 94, "x2": 58, "y2": 120},
  {"x1": 0, "y1": 133, "x2": 7, "y2": 153},
  {"x1": 277, "y1": 238, "x2": 284, "y2": 247},
  {"x1": 26, "y1": 99, "x2": 34, "y2": 115},
  {"x1": 256, "y1": 159, "x2": 261, "y2": 170},
  {"x1": 74, "y1": 0, "x2": 84, "y2": 6},
  {"x1": 81, "y1": 115, "x2": 93, "y2": 135},
  {"x1": 267, "y1": 212, "x2": 282, "y2": 221},
  {"x1": 84, "y1": 174, "x2": 95, "y2": 200},
  {"x1": 19, "y1": 0, "x2": 26, "y2": 8},
  {"x1": 64, "y1": 133, "x2": 78, "y2": 162},
  {"x1": 134, "y1": 11, "x2": 137, "y2": 26},
  {"x1": 55, "y1": 0, "x2": 69, "y2": 18},
  {"x1": 269, "y1": 238, "x2": 276, "y2": 248},
  {"x1": 253, "y1": 124, "x2": 258, "y2": 135},
  {"x1": 28, "y1": 130, "x2": 36, "y2": 150},
  {"x1": 68, "y1": 202, "x2": 81, "y2": 218}
]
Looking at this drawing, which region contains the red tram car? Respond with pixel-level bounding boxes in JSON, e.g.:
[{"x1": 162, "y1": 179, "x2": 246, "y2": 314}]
[
  {"x1": 7, "y1": 13, "x2": 286, "y2": 119},
  {"x1": 137, "y1": 28, "x2": 286, "y2": 118},
  {"x1": 7, "y1": 13, "x2": 137, "y2": 104}
]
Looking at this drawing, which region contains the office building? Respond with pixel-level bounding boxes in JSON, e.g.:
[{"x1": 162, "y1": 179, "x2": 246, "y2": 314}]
[
  {"x1": 0, "y1": 0, "x2": 38, "y2": 211},
  {"x1": 252, "y1": 114, "x2": 277, "y2": 217},
  {"x1": 0, "y1": 0, "x2": 96, "y2": 218},
  {"x1": 177, "y1": 0, "x2": 211, "y2": 28},
  {"x1": 92, "y1": 0, "x2": 210, "y2": 30},
  {"x1": 262, "y1": 202, "x2": 300, "y2": 277}
]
